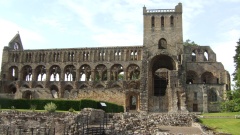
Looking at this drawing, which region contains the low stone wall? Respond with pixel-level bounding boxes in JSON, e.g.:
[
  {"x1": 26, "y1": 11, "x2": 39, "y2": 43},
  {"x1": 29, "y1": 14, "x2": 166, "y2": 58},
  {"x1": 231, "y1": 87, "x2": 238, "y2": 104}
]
[
  {"x1": 107, "y1": 112, "x2": 193, "y2": 134},
  {"x1": 0, "y1": 109, "x2": 194, "y2": 135}
]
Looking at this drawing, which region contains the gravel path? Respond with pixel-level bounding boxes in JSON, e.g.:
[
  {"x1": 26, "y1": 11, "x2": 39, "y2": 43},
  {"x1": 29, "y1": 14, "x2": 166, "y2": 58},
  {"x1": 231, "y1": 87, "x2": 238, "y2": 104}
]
[{"x1": 158, "y1": 126, "x2": 205, "y2": 134}]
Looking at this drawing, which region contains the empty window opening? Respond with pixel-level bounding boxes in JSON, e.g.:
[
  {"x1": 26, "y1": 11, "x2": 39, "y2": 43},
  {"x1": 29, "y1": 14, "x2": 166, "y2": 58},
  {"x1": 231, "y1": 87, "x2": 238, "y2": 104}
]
[
  {"x1": 12, "y1": 54, "x2": 18, "y2": 62},
  {"x1": 50, "y1": 66, "x2": 61, "y2": 81},
  {"x1": 8, "y1": 85, "x2": 17, "y2": 94},
  {"x1": 64, "y1": 65, "x2": 76, "y2": 81},
  {"x1": 50, "y1": 85, "x2": 59, "y2": 98},
  {"x1": 127, "y1": 65, "x2": 140, "y2": 80},
  {"x1": 9, "y1": 66, "x2": 18, "y2": 81},
  {"x1": 14, "y1": 42, "x2": 19, "y2": 50},
  {"x1": 193, "y1": 104, "x2": 198, "y2": 112},
  {"x1": 111, "y1": 64, "x2": 124, "y2": 81},
  {"x1": 151, "y1": 16, "x2": 155, "y2": 27},
  {"x1": 37, "y1": 74, "x2": 46, "y2": 81},
  {"x1": 134, "y1": 51, "x2": 138, "y2": 60},
  {"x1": 158, "y1": 38, "x2": 167, "y2": 49},
  {"x1": 22, "y1": 91, "x2": 32, "y2": 99},
  {"x1": 130, "y1": 51, "x2": 134, "y2": 60},
  {"x1": 80, "y1": 73, "x2": 86, "y2": 81},
  {"x1": 36, "y1": 66, "x2": 46, "y2": 81},
  {"x1": 22, "y1": 66, "x2": 32, "y2": 81},
  {"x1": 83, "y1": 52, "x2": 89, "y2": 61},
  {"x1": 154, "y1": 74, "x2": 168, "y2": 96},
  {"x1": 192, "y1": 51, "x2": 196, "y2": 62},
  {"x1": 177, "y1": 91, "x2": 181, "y2": 110},
  {"x1": 161, "y1": 16, "x2": 164, "y2": 27},
  {"x1": 208, "y1": 90, "x2": 217, "y2": 102},
  {"x1": 130, "y1": 96, "x2": 137, "y2": 110},
  {"x1": 51, "y1": 90, "x2": 58, "y2": 98},
  {"x1": 186, "y1": 70, "x2": 197, "y2": 84},
  {"x1": 80, "y1": 65, "x2": 91, "y2": 81},
  {"x1": 204, "y1": 51, "x2": 209, "y2": 61},
  {"x1": 170, "y1": 15, "x2": 174, "y2": 26},
  {"x1": 201, "y1": 72, "x2": 214, "y2": 84},
  {"x1": 194, "y1": 92, "x2": 198, "y2": 100},
  {"x1": 95, "y1": 64, "x2": 107, "y2": 81},
  {"x1": 39, "y1": 53, "x2": 45, "y2": 62}
]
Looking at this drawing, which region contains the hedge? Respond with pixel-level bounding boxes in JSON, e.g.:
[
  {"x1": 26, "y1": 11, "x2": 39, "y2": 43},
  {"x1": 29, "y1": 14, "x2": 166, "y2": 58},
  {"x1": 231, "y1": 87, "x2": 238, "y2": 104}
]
[{"x1": 0, "y1": 98, "x2": 124, "y2": 113}]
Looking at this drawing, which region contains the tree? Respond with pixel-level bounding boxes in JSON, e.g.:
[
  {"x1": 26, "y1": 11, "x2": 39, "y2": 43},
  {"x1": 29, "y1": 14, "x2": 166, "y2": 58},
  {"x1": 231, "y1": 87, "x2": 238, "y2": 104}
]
[
  {"x1": 233, "y1": 39, "x2": 240, "y2": 88},
  {"x1": 183, "y1": 39, "x2": 198, "y2": 46},
  {"x1": 220, "y1": 38, "x2": 240, "y2": 112}
]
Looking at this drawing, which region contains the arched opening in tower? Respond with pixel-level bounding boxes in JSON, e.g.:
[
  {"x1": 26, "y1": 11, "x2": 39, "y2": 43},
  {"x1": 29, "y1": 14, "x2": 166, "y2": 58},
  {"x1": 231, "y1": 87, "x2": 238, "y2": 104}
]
[{"x1": 150, "y1": 55, "x2": 176, "y2": 112}]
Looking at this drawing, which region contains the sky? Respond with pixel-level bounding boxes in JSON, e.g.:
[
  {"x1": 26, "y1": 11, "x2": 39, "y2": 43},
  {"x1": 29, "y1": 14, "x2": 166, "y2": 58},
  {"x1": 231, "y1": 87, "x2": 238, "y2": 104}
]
[{"x1": 0, "y1": 0, "x2": 240, "y2": 83}]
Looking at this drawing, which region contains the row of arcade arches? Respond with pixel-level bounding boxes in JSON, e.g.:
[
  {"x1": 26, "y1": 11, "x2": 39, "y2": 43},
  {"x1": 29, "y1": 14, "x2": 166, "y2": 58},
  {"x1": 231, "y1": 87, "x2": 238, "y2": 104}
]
[
  {"x1": 186, "y1": 70, "x2": 219, "y2": 84},
  {"x1": 7, "y1": 64, "x2": 140, "y2": 82}
]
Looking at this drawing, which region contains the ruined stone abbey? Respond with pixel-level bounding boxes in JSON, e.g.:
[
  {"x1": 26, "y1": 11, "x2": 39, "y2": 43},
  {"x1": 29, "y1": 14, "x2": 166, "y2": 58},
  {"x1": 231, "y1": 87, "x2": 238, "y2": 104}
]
[{"x1": 0, "y1": 3, "x2": 230, "y2": 113}]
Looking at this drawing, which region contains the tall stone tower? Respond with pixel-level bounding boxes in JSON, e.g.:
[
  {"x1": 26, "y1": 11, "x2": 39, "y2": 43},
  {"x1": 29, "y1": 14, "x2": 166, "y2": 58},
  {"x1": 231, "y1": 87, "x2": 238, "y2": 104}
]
[
  {"x1": 140, "y1": 3, "x2": 186, "y2": 112},
  {"x1": 143, "y1": 3, "x2": 183, "y2": 53}
]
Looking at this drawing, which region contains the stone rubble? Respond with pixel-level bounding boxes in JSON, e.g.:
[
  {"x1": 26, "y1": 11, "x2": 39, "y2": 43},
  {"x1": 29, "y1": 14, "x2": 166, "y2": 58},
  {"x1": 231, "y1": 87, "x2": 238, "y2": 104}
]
[{"x1": 0, "y1": 109, "x2": 199, "y2": 135}]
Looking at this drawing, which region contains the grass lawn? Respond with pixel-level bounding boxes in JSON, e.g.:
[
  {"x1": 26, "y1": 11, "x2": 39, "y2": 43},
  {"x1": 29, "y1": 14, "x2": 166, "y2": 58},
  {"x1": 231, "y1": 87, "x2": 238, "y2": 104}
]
[
  {"x1": 201, "y1": 112, "x2": 240, "y2": 116},
  {"x1": 200, "y1": 113, "x2": 240, "y2": 135}
]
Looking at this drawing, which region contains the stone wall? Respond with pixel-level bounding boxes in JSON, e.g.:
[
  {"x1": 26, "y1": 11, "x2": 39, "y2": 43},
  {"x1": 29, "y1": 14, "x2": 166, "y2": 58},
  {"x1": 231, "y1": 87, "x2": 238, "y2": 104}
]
[{"x1": 0, "y1": 109, "x2": 195, "y2": 135}]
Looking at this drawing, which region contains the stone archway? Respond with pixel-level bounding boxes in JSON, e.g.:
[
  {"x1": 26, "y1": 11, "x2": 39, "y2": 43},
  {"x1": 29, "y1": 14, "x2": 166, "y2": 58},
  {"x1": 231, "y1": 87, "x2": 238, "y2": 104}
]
[
  {"x1": 22, "y1": 90, "x2": 32, "y2": 99},
  {"x1": 149, "y1": 55, "x2": 176, "y2": 112},
  {"x1": 126, "y1": 92, "x2": 139, "y2": 112}
]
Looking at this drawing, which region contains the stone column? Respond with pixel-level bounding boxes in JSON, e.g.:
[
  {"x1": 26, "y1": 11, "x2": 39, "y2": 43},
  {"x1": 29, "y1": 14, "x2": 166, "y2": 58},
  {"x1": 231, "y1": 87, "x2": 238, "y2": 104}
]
[
  {"x1": 107, "y1": 69, "x2": 111, "y2": 81},
  {"x1": 45, "y1": 69, "x2": 50, "y2": 82},
  {"x1": 202, "y1": 85, "x2": 208, "y2": 113}
]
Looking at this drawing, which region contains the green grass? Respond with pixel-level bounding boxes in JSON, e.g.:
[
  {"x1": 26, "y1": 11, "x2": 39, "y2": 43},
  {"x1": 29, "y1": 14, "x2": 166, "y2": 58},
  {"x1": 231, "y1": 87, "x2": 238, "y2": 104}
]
[
  {"x1": 200, "y1": 119, "x2": 240, "y2": 135},
  {"x1": 200, "y1": 112, "x2": 240, "y2": 135},
  {"x1": 201, "y1": 112, "x2": 240, "y2": 116}
]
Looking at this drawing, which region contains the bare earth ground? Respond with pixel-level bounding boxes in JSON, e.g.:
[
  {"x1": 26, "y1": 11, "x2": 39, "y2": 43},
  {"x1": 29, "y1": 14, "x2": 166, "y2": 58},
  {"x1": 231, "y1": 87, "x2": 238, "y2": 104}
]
[
  {"x1": 156, "y1": 122, "x2": 215, "y2": 135},
  {"x1": 158, "y1": 126, "x2": 205, "y2": 135}
]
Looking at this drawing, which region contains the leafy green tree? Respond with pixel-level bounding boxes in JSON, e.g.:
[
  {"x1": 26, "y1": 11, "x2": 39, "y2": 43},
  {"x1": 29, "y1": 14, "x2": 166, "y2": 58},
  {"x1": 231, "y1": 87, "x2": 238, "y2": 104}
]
[
  {"x1": 183, "y1": 39, "x2": 198, "y2": 46},
  {"x1": 233, "y1": 39, "x2": 240, "y2": 88}
]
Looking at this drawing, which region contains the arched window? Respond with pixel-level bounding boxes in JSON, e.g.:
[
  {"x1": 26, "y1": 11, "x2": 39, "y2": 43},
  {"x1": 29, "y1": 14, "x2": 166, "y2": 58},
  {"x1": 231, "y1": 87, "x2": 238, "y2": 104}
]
[
  {"x1": 192, "y1": 50, "x2": 196, "y2": 62},
  {"x1": 208, "y1": 90, "x2": 217, "y2": 102},
  {"x1": 161, "y1": 16, "x2": 164, "y2": 27},
  {"x1": 151, "y1": 16, "x2": 155, "y2": 28},
  {"x1": 186, "y1": 70, "x2": 198, "y2": 84},
  {"x1": 158, "y1": 38, "x2": 167, "y2": 49},
  {"x1": 204, "y1": 51, "x2": 209, "y2": 61},
  {"x1": 201, "y1": 71, "x2": 214, "y2": 84},
  {"x1": 170, "y1": 15, "x2": 174, "y2": 26}
]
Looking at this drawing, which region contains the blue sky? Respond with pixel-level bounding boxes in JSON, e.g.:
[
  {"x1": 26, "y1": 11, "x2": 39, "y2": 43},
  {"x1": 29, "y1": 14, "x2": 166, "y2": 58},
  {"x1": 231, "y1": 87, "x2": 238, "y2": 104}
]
[{"x1": 0, "y1": 0, "x2": 240, "y2": 82}]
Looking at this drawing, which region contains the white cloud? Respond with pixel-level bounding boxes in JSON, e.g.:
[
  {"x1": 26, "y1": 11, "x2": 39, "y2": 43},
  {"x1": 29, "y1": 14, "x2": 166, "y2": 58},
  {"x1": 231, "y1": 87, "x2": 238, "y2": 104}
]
[{"x1": 0, "y1": 18, "x2": 45, "y2": 68}]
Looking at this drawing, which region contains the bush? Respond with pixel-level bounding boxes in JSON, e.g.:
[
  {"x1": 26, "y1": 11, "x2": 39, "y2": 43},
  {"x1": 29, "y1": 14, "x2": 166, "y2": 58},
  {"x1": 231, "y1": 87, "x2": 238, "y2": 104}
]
[
  {"x1": 69, "y1": 107, "x2": 75, "y2": 112},
  {"x1": 30, "y1": 104, "x2": 37, "y2": 111},
  {"x1": 44, "y1": 102, "x2": 57, "y2": 112}
]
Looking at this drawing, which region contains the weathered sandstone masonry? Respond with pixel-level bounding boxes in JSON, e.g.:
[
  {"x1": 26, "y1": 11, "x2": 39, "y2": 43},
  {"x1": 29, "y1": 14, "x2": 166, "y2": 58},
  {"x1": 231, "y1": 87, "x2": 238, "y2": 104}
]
[{"x1": 0, "y1": 3, "x2": 230, "y2": 113}]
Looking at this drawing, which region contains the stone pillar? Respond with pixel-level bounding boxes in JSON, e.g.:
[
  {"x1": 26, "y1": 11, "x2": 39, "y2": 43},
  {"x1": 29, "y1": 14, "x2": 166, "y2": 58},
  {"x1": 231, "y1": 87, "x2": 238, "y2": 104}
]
[
  {"x1": 60, "y1": 70, "x2": 65, "y2": 81},
  {"x1": 31, "y1": 69, "x2": 36, "y2": 82},
  {"x1": 203, "y1": 93, "x2": 208, "y2": 113},
  {"x1": 107, "y1": 69, "x2": 111, "y2": 81},
  {"x1": 202, "y1": 85, "x2": 208, "y2": 113},
  {"x1": 45, "y1": 69, "x2": 50, "y2": 82},
  {"x1": 91, "y1": 70, "x2": 95, "y2": 81}
]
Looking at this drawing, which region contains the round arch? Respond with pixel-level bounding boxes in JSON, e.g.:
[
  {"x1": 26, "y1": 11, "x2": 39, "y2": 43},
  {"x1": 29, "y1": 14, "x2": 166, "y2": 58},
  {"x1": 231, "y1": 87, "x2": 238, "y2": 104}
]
[
  {"x1": 50, "y1": 85, "x2": 59, "y2": 98},
  {"x1": 7, "y1": 84, "x2": 17, "y2": 94},
  {"x1": 186, "y1": 70, "x2": 198, "y2": 84},
  {"x1": 201, "y1": 71, "x2": 214, "y2": 84},
  {"x1": 151, "y1": 55, "x2": 176, "y2": 71}
]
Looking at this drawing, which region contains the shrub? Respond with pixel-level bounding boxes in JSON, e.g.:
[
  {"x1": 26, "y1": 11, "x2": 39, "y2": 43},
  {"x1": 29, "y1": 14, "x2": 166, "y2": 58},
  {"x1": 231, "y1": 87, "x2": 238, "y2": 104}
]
[
  {"x1": 69, "y1": 107, "x2": 75, "y2": 112},
  {"x1": 30, "y1": 104, "x2": 37, "y2": 111},
  {"x1": 44, "y1": 102, "x2": 57, "y2": 112}
]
